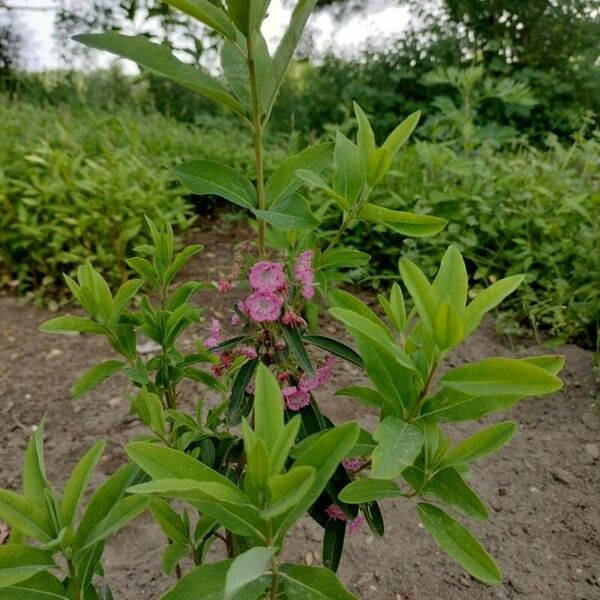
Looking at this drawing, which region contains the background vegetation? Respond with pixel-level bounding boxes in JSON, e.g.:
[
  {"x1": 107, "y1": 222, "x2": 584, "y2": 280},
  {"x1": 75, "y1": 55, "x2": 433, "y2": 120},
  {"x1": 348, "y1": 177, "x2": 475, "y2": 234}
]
[{"x1": 1, "y1": 0, "x2": 598, "y2": 348}]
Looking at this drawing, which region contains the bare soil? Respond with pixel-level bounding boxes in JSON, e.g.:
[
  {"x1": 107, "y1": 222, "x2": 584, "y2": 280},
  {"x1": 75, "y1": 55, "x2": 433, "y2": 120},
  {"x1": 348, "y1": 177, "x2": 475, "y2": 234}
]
[{"x1": 1, "y1": 223, "x2": 599, "y2": 600}]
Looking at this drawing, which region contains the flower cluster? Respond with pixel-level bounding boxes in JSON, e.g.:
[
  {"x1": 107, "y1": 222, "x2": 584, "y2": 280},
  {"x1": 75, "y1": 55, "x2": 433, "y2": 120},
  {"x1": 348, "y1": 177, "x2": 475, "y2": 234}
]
[
  {"x1": 293, "y1": 250, "x2": 315, "y2": 300},
  {"x1": 324, "y1": 505, "x2": 365, "y2": 535},
  {"x1": 281, "y1": 356, "x2": 336, "y2": 411}
]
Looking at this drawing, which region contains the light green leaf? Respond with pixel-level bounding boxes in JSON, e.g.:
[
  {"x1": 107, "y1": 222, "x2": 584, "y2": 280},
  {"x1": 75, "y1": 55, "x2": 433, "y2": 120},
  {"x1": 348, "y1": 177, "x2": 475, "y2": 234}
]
[
  {"x1": 60, "y1": 440, "x2": 105, "y2": 526},
  {"x1": 433, "y1": 302, "x2": 465, "y2": 350},
  {"x1": 149, "y1": 499, "x2": 189, "y2": 545},
  {"x1": 39, "y1": 316, "x2": 105, "y2": 336},
  {"x1": 333, "y1": 131, "x2": 364, "y2": 204},
  {"x1": 262, "y1": 0, "x2": 319, "y2": 113},
  {"x1": 441, "y1": 358, "x2": 563, "y2": 396},
  {"x1": 254, "y1": 363, "x2": 284, "y2": 453},
  {"x1": 171, "y1": 160, "x2": 256, "y2": 210},
  {"x1": 464, "y1": 275, "x2": 524, "y2": 335},
  {"x1": 160, "y1": 560, "x2": 230, "y2": 600},
  {"x1": 71, "y1": 360, "x2": 124, "y2": 400},
  {"x1": 0, "y1": 491, "x2": 53, "y2": 542},
  {"x1": 354, "y1": 102, "x2": 376, "y2": 176},
  {"x1": 265, "y1": 143, "x2": 333, "y2": 207},
  {"x1": 371, "y1": 417, "x2": 423, "y2": 479},
  {"x1": 281, "y1": 565, "x2": 359, "y2": 599},
  {"x1": 72, "y1": 33, "x2": 244, "y2": 115},
  {"x1": 261, "y1": 466, "x2": 315, "y2": 519},
  {"x1": 520, "y1": 355, "x2": 565, "y2": 376},
  {"x1": 319, "y1": 249, "x2": 370, "y2": 271},
  {"x1": 253, "y1": 193, "x2": 320, "y2": 230},
  {"x1": 382, "y1": 111, "x2": 421, "y2": 158},
  {"x1": 359, "y1": 204, "x2": 446, "y2": 237},
  {"x1": 296, "y1": 169, "x2": 349, "y2": 210},
  {"x1": 221, "y1": 38, "x2": 252, "y2": 110},
  {"x1": 334, "y1": 386, "x2": 385, "y2": 409},
  {"x1": 446, "y1": 422, "x2": 518, "y2": 465},
  {"x1": 338, "y1": 479, "x2": 402, "y2": 504},
  {"x1": 399, "y1": 258, "x2": 439, "y2": 332},
  {"x1": 164, "y1": 0, "x2": 239, "y2": 41},
  {"x1": 432, "y1": 245, "x2": 468, "y2": 311},
  {"x1": 0, "y1": 545, "x2": 54, "y2": 588},
  {"x1": 417, "y1": 503, "x2": 502, "y2": 584},
  {"x1": 224, "y1": 547, "x2": 274, "y2": 600},
  {"x1": 269, "y1": 416, "x2": 301, "y2": 476},
  {"x1": 22, "y1": 422, "x2": 49, "y2": 512},
  {"x1": 0, "y1": 589, "x2": 68, "y2": 600}
]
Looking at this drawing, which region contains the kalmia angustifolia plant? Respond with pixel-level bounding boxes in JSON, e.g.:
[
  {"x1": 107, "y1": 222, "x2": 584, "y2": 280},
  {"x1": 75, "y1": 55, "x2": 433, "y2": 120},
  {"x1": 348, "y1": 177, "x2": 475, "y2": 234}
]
[{"x1": 0, "y1": 1, "x2": 564, "y2": 598}]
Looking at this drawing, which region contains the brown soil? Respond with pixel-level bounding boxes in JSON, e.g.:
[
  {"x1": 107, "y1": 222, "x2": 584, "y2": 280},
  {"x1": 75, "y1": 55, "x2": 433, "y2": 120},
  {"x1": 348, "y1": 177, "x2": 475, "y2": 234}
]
[{"x1": 1, "y1": 223, "x2": 599, "y2": 600}]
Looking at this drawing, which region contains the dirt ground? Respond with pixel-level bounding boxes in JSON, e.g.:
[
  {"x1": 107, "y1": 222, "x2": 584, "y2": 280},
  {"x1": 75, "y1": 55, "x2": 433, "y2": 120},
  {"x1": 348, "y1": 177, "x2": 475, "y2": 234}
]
[{"x1": 1, "y1": 224, "x2": 599, "y2": 600}]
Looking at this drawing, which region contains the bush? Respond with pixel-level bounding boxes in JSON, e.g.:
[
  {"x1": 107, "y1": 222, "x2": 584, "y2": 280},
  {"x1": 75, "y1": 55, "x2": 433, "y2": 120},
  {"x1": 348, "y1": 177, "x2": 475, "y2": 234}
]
[{"x1": 0, "y1": 97, "x2": 288, "y2": 303}]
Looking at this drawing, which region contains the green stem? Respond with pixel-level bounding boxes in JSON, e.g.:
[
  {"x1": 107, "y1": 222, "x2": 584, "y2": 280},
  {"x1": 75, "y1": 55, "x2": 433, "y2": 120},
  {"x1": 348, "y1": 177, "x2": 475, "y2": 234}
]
[{"x1": 247, "y1": 33, "x2": 267, "y2": 258}]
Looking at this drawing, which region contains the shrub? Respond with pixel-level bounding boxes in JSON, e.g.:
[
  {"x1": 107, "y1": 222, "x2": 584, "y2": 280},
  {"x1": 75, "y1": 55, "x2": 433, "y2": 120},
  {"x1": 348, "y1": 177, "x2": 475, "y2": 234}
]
[{"x1": 0, "y1": 2, "x2": 565, "y2": 597}]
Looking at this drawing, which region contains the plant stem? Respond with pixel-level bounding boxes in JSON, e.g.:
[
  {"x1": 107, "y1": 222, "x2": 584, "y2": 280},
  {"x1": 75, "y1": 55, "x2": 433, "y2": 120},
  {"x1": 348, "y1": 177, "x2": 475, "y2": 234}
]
[
  {"x1": 269, "y1": 556, "x2": 279, "y2": 600},
  {"x1": 247, "y1": 33, "x2": 267, "y2": 258}
]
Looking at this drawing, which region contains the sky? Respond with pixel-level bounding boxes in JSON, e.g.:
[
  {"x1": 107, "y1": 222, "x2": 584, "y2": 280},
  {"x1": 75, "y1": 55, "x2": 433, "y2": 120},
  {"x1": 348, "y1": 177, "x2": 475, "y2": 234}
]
[{"x1": 6, "y1": 0, "x2": 409, "y2": 71}]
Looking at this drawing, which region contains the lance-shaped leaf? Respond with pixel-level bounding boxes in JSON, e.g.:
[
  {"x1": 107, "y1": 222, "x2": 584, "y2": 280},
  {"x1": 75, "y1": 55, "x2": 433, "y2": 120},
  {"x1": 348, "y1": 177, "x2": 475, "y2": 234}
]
[
  {"x1": 253, "y1": 193, "x2": 320, "y2": 230},
  {"x1": 171, "y1": 160, "x2": 256, "y2": 210},
  {"x1": 0, "y1": 590, "x2": 69, "y2": 600},
  {"x1": 265, "y1": 143, "x2": 334, "y2": 206},
  {"x1": 0, "y1": 545, "x2": 55, "y2": 587},
  {"x1": 323, "y1": 517, "x2": 345, "y2": 572},
  {"x1": 262, "y1": 0, "x2": 319, "y2": 112},
  {"x1": 381, "y1": 111, "x2": 421, "y2": 158},
  {"x1": 254, "y1": 363, "x2": 284, "y2": 453},
  {"x1": 432, "y1": 245, "x2": 468, "y2": 311},
  {"x1": 339, "y1": 479, "x2": 403, "y2": 504},
  {"x1": 160, "y1": 560, "x2": 231, "y2": 600},
  {"x1": 371, "y1": 417, "x2": 423, "y2": 479},
  {"x1": 417, "y1": 503, "x2": 502, "y2": 584},
  {"x1": 224, "y1": 547, "x2": 274, "y2": 600},
  {"x1": 399, "y1": 258, "x2": 439, "y2": 332},
  {"x1": 359, "y1": 204, "x2": 447, "y2": 237},
  {"x1": 0, "y1": 491, "x2": 53, "y2": 542},
  {"x1": 280, "y1": 565, "x2": 359, "y2": 599},
  {"x1": 71, "y1": 360, "x2": 125, "y2": 400},
  {"x1": 445, "y1": 422, "x2": 518, "y2": 465},
  {"x1": 302, "y1": 334, "x2": 364, "y2": 368},
  {"x1": 164, "y1": 0, "x2": 239, "y2": 41},
  {"x1": 39, "y1": 316, "x2": 105, "y2": 335},
  {"x1": 72, "y1": 33, "x2": 244, "y2": 115},
  {"x1": 333, "y1": 131, "x2": 364, "y2": 205},
  {"x1": 441, "y1": 357, "x2": 562, "y2": 397},
  {"x1": 261, "y1": 466, "x2": 315, "y2": 519}
]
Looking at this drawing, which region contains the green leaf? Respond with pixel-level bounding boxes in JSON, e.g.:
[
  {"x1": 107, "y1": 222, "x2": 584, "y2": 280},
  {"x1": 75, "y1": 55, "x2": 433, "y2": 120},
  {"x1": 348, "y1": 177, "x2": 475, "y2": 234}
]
[
  {"x1": 162, "y1": 541, "x2": 189, "y2": 576},
  {"x1": 407, "y1": 467, "x2": 488, "y2": 521},
  {"x1": 354, "y1": 102, "x2": 376, "y2": 176},
  {"x1": 371, "y1": 417, "x2": 423, "y2": 479},
  {"x1": 262, "y1": 0, "x2": 319, "y2": 113},
  {"x1": 323, "y1": 517, "x2": 345, "y2": 572},
  {"x1": 433, "y1": 302, "x2": 464, "y2": 350},
  {"x1": 79, "y1": 495, "x2": 149, "y2": 551},
  {"x1": 0, "y1": 491, "x2": 53, "y2": 542},
  {"x1": 281, "y1": 326, "x2": 314, "y2": 377},
  {"x1": 432, "y1": 245, "x2": 468, "y2": 311},
  {"x1": 164, "y1": 0, "x2": 238, "y2": 41},
  {"x1": 39, "y1": 316, "x2": 105, "y2": 336},
  {"x1": 399, "y1": 257, "x2": 442, "y2": 332},
  {"x1": 302, "y1": 335, "x2": 364, "y2": 368},
  {"x1": 281, "y1": 565, "x2": 359, "y2": 599},
  {"x1": 417, "y1": 503, "x2": 502, "y2": 584},
  {"x1": 359, "y1": 203, "x2": 447, "y2": 238},
  {"x1": 253, "y1": 193, "x2": 320, "y2": 230},
  {"x1": 171, "y1": 160, "x2": 256, "y2": 210},
  {"x1": 0, "y1": 545, "x2": 54, "y2": 587},
  {"x1": 149, "y1": 499, "x2": 189, "y2": 545},
  {"x1": 265, "y1": 143, "x2": 333, "y2": 207},
  {"x1": 0, "y1": 589, "x2": 68, "y2": 600},
  {"x1": 73, "y1": 463, "x2": 140, "y2": 553},
  {"x1": 441, "y1": 357, "x2": 563, "y2": 396},
  {"x1": 229, "y1": 359, "x2": 258, "y2": 424},
  {"x1": 221, "y1": 39, "x2": 252, "y2": 110},
  {"x1": 329, "y1": 289, "x2": 391, "y2": 335},
  {"x1": 381, "y1": 111, "x2": 421, "y2": 158},
  {"x1": 227, "y1": 0, "x2": 250, "y2": 35},
  {"x1": 22, "y1": 422, "x2": 48, "y2": 511},
  {"x1": 128, "y1": 480, "x2": 264, "y2": 540},
  {"x1": 71, "y1": 360, "x2": 124, "y2": 400},
  {"x1": 254, "y1": 363, "x2": 284, "y2": 453},
  {"x1": 274, "y1": 423, "x2": 359, "y2": 540},
  {"x1": 224, "y1": 547, "x2": 274, "y2": 600},
  {"x1": 333, "y1": 131, "x2": 364, "y2": 205},
  {"x1": 334, "y1": 386, "x2": 385, "y2": 409},
  {"x1": 73, "y1": 33, "x2": 244, "y2": 115},
  {"x1": 261, "y1": 466, "x2": 315, "y2": 519},
  {"x1": 160, "y1": 560, "x2": 231, "y2": 600},
  {"x1": 295, "y1": 169, "x2": 349, "y2": 210},
  {"x1": 338, "y1": 479, "x2": 402, "y2": 504},
  {"x1": 249, "y1": 0, "x2": 271, "y2": 33},
  {"x1": 446, "y1": 422, "x2": 518, "y2": 465},
  {"x1": 319, "y1": 249, "x2": 370, "y2": 271},
  {"x1": 464, "y1": 275, "x2": 524, "y2": 335},
  {"x1": 60, "y1": 440, "x2": 105, "y2": 526},
  {"x1": 269, "y1": 416, "x2": 301, "y2": 476},
  {"x1": 520, "y1": 355, "x2": 565, "y2": 376}
]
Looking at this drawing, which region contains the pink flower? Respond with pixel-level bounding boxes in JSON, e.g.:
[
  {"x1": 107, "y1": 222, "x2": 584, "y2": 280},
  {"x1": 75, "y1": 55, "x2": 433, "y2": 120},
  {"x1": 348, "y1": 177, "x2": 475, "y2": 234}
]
[
  {"x1": 246, "y1": 382, "x2": 255, "y2": 395},
  {"x1": 342, "y1": 457, "x2": 365, "y2": 473},
  {"x1": 294, "y1": 250, "x2": 315, "y2": 299},
  {"x1": 283, "y1": 387, "x2": 311, "y2": 411},
  {"x1": 275, "y1": 340, "x2": 286, "y2": 351},
  {"x1": 325, "y1": 505, "x2": 346, "y2": 522},
  {"x1": 204, "y1": 318, "x2": 221, "y2": 349},
  {"x1": 277, "y1": 371, "x2": 290, "y2": 382},
  {"x1": 218, "y1": 279, "x2": 231, "y2": 294},
  {"x1": 249, "y1": 261, "x2": 286, "y2": 292},
  {"x1": 245, "y1": 291, "x2": 283, "y2": 323},
  {"x1": 297, "y1": 356, "x2": 336, "y2": 393},
  {"x1": 230, "y1": 314, "x2": 241, "y2": 326},
  {"x1": 348, "y1": 515, "x2": 365, "y2": 535},
  {"x1": 212, "y1": 352, "x2": 233, "y2": 377},
  {"x1": 281, "y1": 310, "x2": 306, "y2": 327},
  {"x1": 238, "y1": 345, "x2": 258, "y2": 360},
  {"x1": 236, "y1": 299, "x2": 248, "y2": 315}
]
